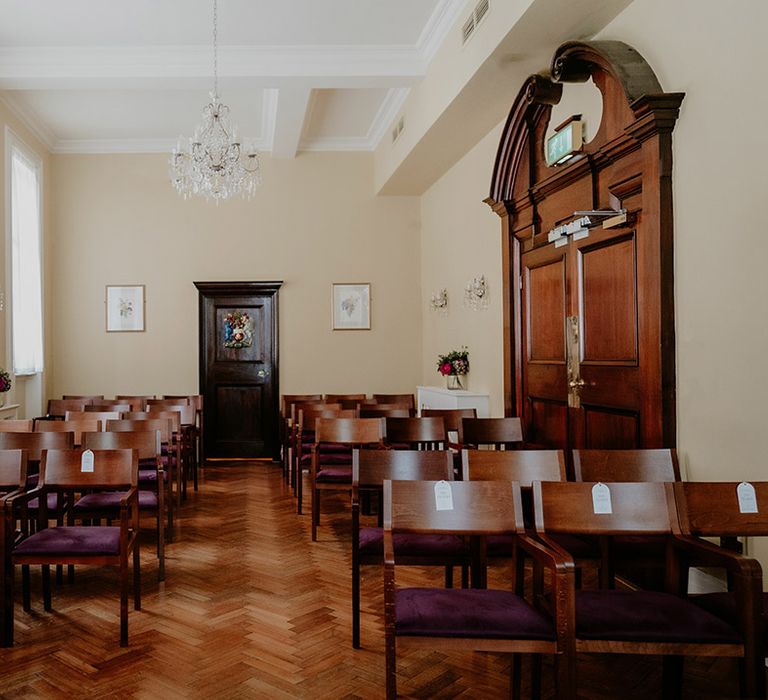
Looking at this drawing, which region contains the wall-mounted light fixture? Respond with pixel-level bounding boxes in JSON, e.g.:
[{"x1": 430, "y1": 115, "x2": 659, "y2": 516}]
[
  {"x1": 430, "y1": 288, "x2": 448, "y2": 314},
  {"x1": 464, "y1": 275, "x2": 488, "y2": 311}
]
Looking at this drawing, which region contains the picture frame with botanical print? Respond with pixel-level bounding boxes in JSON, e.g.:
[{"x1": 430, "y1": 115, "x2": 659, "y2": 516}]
[
  {"x1": 332, "y1": 283, "x2": 370, "y2": 330},
  {"x1": 106, "y1": 285, "x2": 145, "y2": 332}
]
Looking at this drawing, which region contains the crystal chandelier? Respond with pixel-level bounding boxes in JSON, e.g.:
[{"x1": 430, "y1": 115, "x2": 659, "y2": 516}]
[{"x1": 170, "y1": 0, "x2": 261, "y2": 201}]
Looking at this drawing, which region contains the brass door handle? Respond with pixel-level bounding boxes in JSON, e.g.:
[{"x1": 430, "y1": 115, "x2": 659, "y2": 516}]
[{"x1": 568, "y1": 378, "x2": 586, "y2": 389}]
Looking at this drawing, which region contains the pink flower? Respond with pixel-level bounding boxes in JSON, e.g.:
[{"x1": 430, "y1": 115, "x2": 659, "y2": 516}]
[{"x1": 439, "y1": 362, "x2": 453, "y2": 376}]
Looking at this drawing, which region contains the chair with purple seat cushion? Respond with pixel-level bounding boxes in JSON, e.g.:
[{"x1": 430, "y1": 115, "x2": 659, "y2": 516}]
[
  {"x1": 351, "y1": 449, "x2": 465, "y2": 648},
  {"x1": 147, "y1": 401, "x2": 198, "y2": 494},
  {"x1": 384, "y1": 417, "x2": 446, "y2": 451},
  {"x1": 533, "y1": 480, "x2": 764, "y2": 699},
  {"x1": 674, "y1": 481, "x2": 768, "y2": 662},
  {"x1": 311, "y1": 417, "x2": 384, "y2": 541},
  {"x1": 279, "y1": 394, "x2": 323, "y2": 486},
  {"x1": 81, "y1": 430, "x2": 166, "y2": 579},
  {"x1": 3, "y1": 448, "x2": 141, "y2": 647},
  {"x1": 573, "y1": 448, "x2": 680, "y2": 589},
  {"x1": 384, "y1": 479, "x2": 574, "y2": 700}
]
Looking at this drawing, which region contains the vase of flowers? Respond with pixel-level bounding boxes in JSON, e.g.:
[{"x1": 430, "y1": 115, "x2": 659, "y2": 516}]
[
  {"x1": 0, "y1": 369, "x2": 11, "y2": 407},
  {"x1": 437, "y1": 347, "x2": 469, "y2": 390}
]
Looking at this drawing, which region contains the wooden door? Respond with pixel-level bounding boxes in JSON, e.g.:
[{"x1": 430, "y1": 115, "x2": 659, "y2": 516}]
[
  {"x1": 522, "y1": 225, "x2": 645, "y2": 450},
  {"x1": 195, "y1": 281, "x2": 282, "y2": 460}
]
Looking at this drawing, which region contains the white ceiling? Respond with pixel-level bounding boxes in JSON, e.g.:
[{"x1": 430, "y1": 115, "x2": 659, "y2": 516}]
[{"x1": 0, "y1": 0, "x2": 468, "y2": 155}]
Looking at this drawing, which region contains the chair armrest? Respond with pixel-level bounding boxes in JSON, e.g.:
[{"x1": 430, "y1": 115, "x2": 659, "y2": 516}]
[
  {"x1": 518, "y1": 533, "x2": 575, "y2": 574},
  {"x1": 119, "y1": 486, "x2": 139, "y2": 510},
  {"x1": 672, "y1": 535, "x2": 762, "y2": 577},
  {"x1": 5, "y1": 486, "x2": 44, "y2": 510}
]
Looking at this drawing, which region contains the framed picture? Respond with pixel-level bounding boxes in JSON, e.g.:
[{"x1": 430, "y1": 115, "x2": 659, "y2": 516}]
[
  {"x1": 106, "y1": 285, "x2": 145, "y2": 332},
  {"x1": 332, "y1": 283, "x2": 370, "y2": 330}
]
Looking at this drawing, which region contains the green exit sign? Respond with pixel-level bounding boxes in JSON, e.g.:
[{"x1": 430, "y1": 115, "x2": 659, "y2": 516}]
[{"x1": 546, "y1": 117, "x2": 583, "y2": 166}]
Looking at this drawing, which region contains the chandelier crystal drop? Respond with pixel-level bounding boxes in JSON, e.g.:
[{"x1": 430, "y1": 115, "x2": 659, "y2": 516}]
[{"x1": 169, "y1": 0, "x2": 261, "y2": 201}]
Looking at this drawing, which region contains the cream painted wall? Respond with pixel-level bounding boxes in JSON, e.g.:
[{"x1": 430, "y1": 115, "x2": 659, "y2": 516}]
[
  {"x1": 49, "y1": 152, "x2": 421, "y2": 399},
  {"x1": 0, "y1": 100, "x2": 52, "y2": 417},
  {"x1": 596, "y1": 0, "x2": 768, "y2": 565},
  {"x1": 419, "y1": 122, "x2": 505, "y2": 415}
]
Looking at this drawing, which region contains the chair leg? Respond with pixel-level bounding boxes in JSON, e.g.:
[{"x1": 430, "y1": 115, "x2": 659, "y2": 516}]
[
  {"x1": 311, "y1": 488, "x2": 319, "y2": 541},
  {"x1": 2, "y1": 558, "x2": 13, "y2": 647},
  {"x1": 297, "y1": 464, "x2": 303, "y2": 515},
  {"x1": 553, "y1": 651, "x2": 577, "y2": 700},
  {"x1": 352, "y1": 559, "x2": 361, "y2": 648},
  {"x1": 661, "y1": 655, "x2": 683, "y2": 700},
  {"x1": 133, "y1": 542, "x2": 141, "y2": 611},
  {"x1": 22, "y1": 565, "x2": 30, "y2": 612},
  {"x1": 530, "y1": 653, "x2": 542, "y2": 700},
  {"x1": 157, "y1": 511, "x2": 165, "y2": 582},
  {"x1": 461, "y1": 564, "x2": 469, "y2": 589},
  {"x1": 120, "y1": 558, "x2": 128, "y2": 647},
  {"x1": 385, "y1": 632, "x2": 397, "y2": 700},
  {"x1": 67, "y1": 564, "x2": 74, "y2": 583},
  {"x1": 509, "y1": 653, "x2": 522, "y2": 700},
  {"x1": 42, "y1": 565, "x2": 51, "y2": 611},
  {"x1": 738, "y1": 654, "x2": 766, "y2": 699}
]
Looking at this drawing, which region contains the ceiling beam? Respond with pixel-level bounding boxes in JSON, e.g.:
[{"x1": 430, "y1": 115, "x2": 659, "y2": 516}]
[{"x1": 269, "y1": 87, "x2": 312, "y2": 158}]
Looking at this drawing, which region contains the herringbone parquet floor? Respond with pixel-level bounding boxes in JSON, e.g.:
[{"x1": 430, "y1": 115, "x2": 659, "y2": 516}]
[{"x1": 0, "y1": 462, "x2": 750, "y2": 698}]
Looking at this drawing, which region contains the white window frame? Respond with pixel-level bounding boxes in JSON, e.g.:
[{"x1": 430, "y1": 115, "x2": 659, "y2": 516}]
[{"x1": 5, "y1": 127, "x2": 44, "y2": 376}]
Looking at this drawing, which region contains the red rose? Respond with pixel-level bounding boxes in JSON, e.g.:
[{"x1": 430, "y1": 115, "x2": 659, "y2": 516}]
[{"x1": 439, "y1": 362, "x2": 452, "y2": 375}]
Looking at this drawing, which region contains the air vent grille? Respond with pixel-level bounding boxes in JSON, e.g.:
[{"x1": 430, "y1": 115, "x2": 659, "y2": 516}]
[
  {"x1": 391, "y1": 116, "x2": 404, "y2": 144},
  {"x1": 462, "y1": 0, "x2": 490, "y2": 45}
]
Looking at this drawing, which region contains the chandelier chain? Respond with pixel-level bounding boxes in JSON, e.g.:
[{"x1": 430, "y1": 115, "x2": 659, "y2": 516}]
[{"x1": 212, "y1": 0, "x2": 218, "y2": 98}]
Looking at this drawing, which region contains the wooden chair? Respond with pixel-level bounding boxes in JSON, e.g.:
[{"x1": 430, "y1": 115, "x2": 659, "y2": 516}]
[
  {"x1": 674, "y1": 481, "x2": 768, "y2": 660},
  {"x1": 385, "y1": 416, "x2": 445, "y2": 450},
  {"x1": 351, "y1": 449, "x2": 462, "y2": 648},
  {"x1": 0, "y1": 431, "x2": 75, "y2": 480},
  {"x1": 0, "y1": 420, "x2": 33, "y2": 433},
  {"x1": 371, "y1": 393, "x2": 415, "y2": 410},
  {"x1": 4, "y1": 448, "x2": 141, "y2": 647},
  {"x1": 38, "y1": 417, "x2": 102, "y2": 447},
  {"x1": 43, "y1": 398, "x2": 93, "y2": 419},
  {"x1": 86, "y1": 403, "x2": 132, "y2": 413},
  {"x1": 421, "y1": 407, "x2": 477, "y2": 442},
  {"x1": 107, "y1": 418, "x2": 180, "y2": 513},
  {"x1": 573, "y1": 448, "x2": 680, "y2": 589},
  {"x1": 80, "y1": 431, "x2": 166, "y2": 579},
  {"x1": 146, "y1": 405, "x2": 197, "y2": 494},
  {"x1": 164, "y1": 395, "x2": 204, "y2": 479},
  {"x1": 279, "y1": 395, "x2": 323, "y2": 484},
  {"x1": 458, "y1": 417, "x2": 523, "y2": 450},
  {"x1": 115, "y1": 395, "x2": 155, "y2": 411},
  {"x1": 62, "y1": 395, "x2": 103, "y2": 401},
  {"x1": 293, "y1": 404, "x2": 345, "y2": 510},
  {"x1": 324, "y1": 393, "x2": 367, "y2": 410},
  {"x1": 357, "y1": 405, "x2": 411, "y2": 418},
  {"x1": 310, "y1": 417, "x2": 385, "y2": 541},
  {"x1": 0, "y1": 450, "x2": 27, "y2": 645},
  {"x1": 533, "y1": 480, "x2": 763, "y2": 699},
  {"x1": 384, "y1": 479, "x2": 573, "y2": 700}
]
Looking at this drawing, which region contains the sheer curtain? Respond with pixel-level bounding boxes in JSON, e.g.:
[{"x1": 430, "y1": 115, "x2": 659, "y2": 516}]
[{"x1": 10, "y1": 146, "x2": 44, "y2": 375}]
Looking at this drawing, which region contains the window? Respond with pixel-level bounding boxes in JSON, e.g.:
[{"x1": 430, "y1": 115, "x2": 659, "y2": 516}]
[{"x1": 8, "y1": 132, "x2": 43, "y2": 375}]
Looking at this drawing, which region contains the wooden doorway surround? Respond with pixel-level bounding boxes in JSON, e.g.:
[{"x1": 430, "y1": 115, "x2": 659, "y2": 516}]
[{"x1": 485, "y1": 41, "x2": 684, "y2": 452}]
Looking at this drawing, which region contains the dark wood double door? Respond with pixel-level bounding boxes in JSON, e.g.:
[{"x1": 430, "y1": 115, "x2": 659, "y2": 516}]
[{"x1": 195, "y1": 281, "x2": 281, "y2": 460}]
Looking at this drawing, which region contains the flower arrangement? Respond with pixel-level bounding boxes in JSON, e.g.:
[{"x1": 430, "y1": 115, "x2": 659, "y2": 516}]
[
  {"x1": 436, "y1": 347, "x2": 469, "y2": 377},
  {"x1": 0, "y1": 369, "x2": 11, "y2": 393}
]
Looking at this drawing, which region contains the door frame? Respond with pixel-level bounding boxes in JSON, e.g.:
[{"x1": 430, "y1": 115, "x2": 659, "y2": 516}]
[{"x1": 194, "y1": 280, "x2": 282, "y2": 460}]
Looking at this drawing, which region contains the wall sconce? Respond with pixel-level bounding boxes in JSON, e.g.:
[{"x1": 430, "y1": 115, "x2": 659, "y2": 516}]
[
  {"x1": 464, "y1": 275, "x2": 488, "y2": 311},
  {"x1": 430, "y1": 288, "x2": 448, "y2": 314}
]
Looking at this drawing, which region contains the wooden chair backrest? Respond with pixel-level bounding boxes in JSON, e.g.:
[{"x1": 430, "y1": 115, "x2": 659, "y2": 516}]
[
  {"x1": 147, "y1": 398, "x2": 189, "y2": 409},
  {"x1": 358, "y1": 405, "x2": 411, "y2": 418},
  {"x1": 65, "y1": 410, "x2": 120, "y2": 424},
  {"x1": 85, "y1": 403, "x2": 132, "y2": 413},
  {"x1": 47, "y1": 398, "x2": 92, "y2": 416},
  {"x1": 40, "y1": 448, "x2": 137, "y2": 489},
  {"x1": 385, "y1": 479, "x2": 523, "y2": 535},
  {"x1": 573, "y1": 448, "x2": 681, "y2": 482},
  {"x1": 674, "y1": 481, "x2": 768, "y2": 537},
  {"x1": 296, "y1": 405, "x2": 346, "y2": 430},
  {"x1": 147, "y1": 404, "x2": 195, "y2": 426},
  {"x1": 324, "y1": 394, "x2": 367, "y2": 409},
  {"x1": 62, "y1": 394, "x2": 103, "y2": 401},
  {"x1": 534, "y1": 481, "x2": 677, "y2": 536},
  {"x1": 83, "y1": 430, "x2": 161, "y2": 460},
  {"x1": 0, "y1": 431, "x2": 74, "y2": 461},
  {"x1": 292, "y1": 401, "x2": 340, "y2": 423},
  {"x1": 458, "y1": 417, "x2": 523, "y2": 448},
  {"x1": 372, "y1": 393, "x2": 415, "y2": 410},
  {"x1": 462, "y1": 449, "x2": 566, "y2": 488},
  {"x1": 353, "y1": 449, "x2": 453, "y2": 492},
  {"x1": 106, "y1": 418, "x2": 173, "y2": 444},
  {"x1": 385, "y1": 417, "x2": 445, "y2": 446},
  {"x1": 0, "y1": 420, "x2": 33, "y2": 433},
  {"x1": 420, "y1": 408, "x2": 476, "y2": 433},
  {"x1": 0, "y1": 449, "x2": 27, "y2": 490},
  {"x1": 115, "y1": 395, "x2": 155, "y2": 411},
  {"x1": 314, "y1": 417, "x2": 385, "y2": 445},
  {"x1": 38, "y1": 419, "x2": 101, "y2": 446},
  {"x1": 281, "y1": 394, "x2": 323, "y2": 418},
  {"x1": 122, "y1": 410, "x2": 181, "y2": 433}
]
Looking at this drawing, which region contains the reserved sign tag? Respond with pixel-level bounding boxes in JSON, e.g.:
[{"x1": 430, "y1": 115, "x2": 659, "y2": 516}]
[
  {"x1": 737, "y1": 482, "x2": 758, "y2": 514},
  {"x1": 592, "y1": 482, "x2": 612, "y2": 514},
  {"x1": 81, "y1": 449, "x2": 95, "y2": 473},
  {"x1": 434, "y1": 480, "x2": 454, "y2": 511}
]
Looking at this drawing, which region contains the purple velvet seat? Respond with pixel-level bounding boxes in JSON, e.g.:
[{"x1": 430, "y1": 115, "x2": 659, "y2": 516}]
[
  {"x1": 13, "y1": 525, "x2": 121, "y2": 557},
  {"x1": 575, "y1": 590, "x2": 741, "y2": 644},
  {"x1": 691, "y1": 592, "x2": 768, "y2": 630},
  {"x1": 359, "y1": 527, "x2": 465, "y2": 557},
  {"x1": 138, "y1": 468, "x2": 168, "y2": 483},
  {"x1": 27, "y1": 493, "x2": 61, "y2": 511},
  {"x1": 301, "y1": 452, "x2": 352, "y2": 467},
  {"x1": 316, "y1": 466, "x2": 353, "y2": 483},
  {"x1": 75, "y1": 490, "x2": 158, "y2": 511},
  {"x1": 396, "y1": 588, "x2": 555, "y2": 640}
]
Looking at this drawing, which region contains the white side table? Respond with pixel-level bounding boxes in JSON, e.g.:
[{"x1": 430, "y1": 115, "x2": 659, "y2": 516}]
[{"x1": 416, "y1": 386, "x2": 490, "y2": 418}]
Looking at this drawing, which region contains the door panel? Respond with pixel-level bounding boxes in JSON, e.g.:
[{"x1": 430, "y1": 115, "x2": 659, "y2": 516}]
[
  {"x1": 583, "y1": 406, "x2": 640, "y2": 448},
  {"x1": 195, "y1": 281, "x2": 281, "y2": 460},
  {"x1": 527, "y1": 258, "x2": 566, "y2": 361}
]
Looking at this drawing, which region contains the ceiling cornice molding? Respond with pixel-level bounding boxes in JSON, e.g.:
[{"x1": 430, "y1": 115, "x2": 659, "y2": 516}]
[
  {"x1": 418, "y1": 0, "x2": 468, "y2": 64},
  {"x1": 366, "y1": 88, "x2": 410, "y2": 150},
  {"x1": 0, "y1": 93, "x2": 56, "y2": 150},
  {"x1": 52, "y1": 135, "x2": 270, "y2": 155}
]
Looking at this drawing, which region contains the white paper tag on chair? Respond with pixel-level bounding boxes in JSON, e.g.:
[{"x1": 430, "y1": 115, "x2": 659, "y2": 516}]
[
  {"x1": 737, "y1": 482, "x2": 758, "y2": 513},
  {"x1": 81, "y1": 449, "x2": 95, "y2": 473},
  {"x1": 434, "y1": 480, "x2": 454, "y2": 511},
  {"x1": 592, "y1": 482, "x2": 612, "y2": 514}
]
